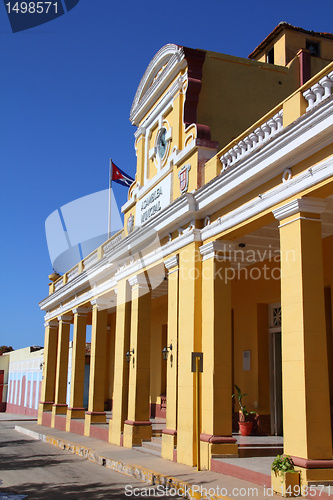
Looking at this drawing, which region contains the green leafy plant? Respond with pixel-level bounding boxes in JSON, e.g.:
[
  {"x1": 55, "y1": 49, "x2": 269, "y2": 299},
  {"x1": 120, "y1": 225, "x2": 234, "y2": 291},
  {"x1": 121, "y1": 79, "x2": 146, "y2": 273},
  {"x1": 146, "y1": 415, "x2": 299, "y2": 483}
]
[
  {"x1": 271, "y1": 455, "x2": 296, "y2": 476},
  {"x1": 232, "y1": 384, "x2": 255, "y2": 422}
]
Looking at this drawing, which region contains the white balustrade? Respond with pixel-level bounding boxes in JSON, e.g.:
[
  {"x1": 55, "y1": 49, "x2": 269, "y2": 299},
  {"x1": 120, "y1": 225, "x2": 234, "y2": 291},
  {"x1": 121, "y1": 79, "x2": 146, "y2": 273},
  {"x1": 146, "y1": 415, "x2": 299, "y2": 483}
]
[
  {"x1": 303, "y1": 70, "x2": 333, "y2": 111},
  {"x1": 219, "y1": 110, "x2": 283, "y2": 173},
  {"x1": 54, "y1": 280, "x2": 63, "y2": 291},
  {"x1": 83, "y1": 251, "x2": 98, "y2": 270},
  {"x1": 67, "y1": 266, "x2": 79, "y2": 282}
]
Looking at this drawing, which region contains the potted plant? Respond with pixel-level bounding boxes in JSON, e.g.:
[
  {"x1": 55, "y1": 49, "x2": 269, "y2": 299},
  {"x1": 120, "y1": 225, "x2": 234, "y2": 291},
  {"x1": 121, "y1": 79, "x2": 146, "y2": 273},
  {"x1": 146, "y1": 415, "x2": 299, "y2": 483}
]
[
  {"x1": 271, "y1": 455, "x2": 300, "y2": 497},
  {"x1": 232, "y1": 384, "x2": 256, "y2": 436}
]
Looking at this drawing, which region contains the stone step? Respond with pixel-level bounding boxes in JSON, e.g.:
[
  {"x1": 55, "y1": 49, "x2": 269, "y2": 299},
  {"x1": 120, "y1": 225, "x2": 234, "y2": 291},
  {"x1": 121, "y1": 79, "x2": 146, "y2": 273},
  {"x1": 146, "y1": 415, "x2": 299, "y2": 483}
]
[
  {"x1": 137, "y1": 446, "x2": 161, "y2": 457},
  {"x1": 141, "y1": 440, "x2": 162, "y2": 451},
  {"x1": 139, "y1": 440, "x2": 162, "y2": 456},
  {"x1": 238, "y1": 445, "x2": 283, "y2": 458}
]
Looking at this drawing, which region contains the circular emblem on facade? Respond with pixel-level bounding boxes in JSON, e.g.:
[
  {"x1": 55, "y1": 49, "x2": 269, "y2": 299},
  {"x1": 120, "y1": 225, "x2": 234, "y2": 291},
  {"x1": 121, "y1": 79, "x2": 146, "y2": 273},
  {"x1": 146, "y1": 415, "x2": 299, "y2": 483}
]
[{"x1": 127, "y1": 213, "x2": 134, "y2": 234}]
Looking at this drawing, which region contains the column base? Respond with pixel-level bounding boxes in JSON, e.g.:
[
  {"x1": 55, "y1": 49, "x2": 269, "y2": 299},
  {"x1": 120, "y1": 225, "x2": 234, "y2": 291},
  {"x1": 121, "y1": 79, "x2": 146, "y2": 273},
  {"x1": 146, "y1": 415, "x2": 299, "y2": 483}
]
[
  {"x1": 84, "y1": 411, "x2": 106, "y2": 436},
  {"x1": 66, "y1": 407, "x2": 86, "y2": 432},
  {"x1": 161, "y1": 429, "x2": 177, "y2": 461},
  {"x1": 51, "y1": 404, "x2": 68, "y2": 428},
  {"x1": 109, "y1": 420, "x2": 123, "y2": 446},
  {"x1": 37, "y1": 402, "x2": 53, "y2": 425},
  {"x1": 200, "y1": 434, "x2": 238, "y2": 470},
  {"x1": 123, "y1": 420, "x2": 152, "y2": 448},
  {"x1": 292, "y1": 456, "x2": 333, "y2": 486}
]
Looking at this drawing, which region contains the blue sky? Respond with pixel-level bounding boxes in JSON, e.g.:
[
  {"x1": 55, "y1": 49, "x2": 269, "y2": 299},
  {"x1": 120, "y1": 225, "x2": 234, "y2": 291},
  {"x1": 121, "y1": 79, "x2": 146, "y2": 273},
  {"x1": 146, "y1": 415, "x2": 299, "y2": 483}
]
[{"x1": 1, "y1": 0, "x2": 332, "y2": 349}]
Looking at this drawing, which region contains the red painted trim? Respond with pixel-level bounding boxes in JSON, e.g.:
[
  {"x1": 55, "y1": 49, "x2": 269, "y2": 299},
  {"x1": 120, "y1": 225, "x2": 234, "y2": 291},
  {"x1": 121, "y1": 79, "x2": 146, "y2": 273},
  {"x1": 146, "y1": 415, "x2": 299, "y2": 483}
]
[
  {"x1": 69, "y1": 419, "x2": 85, "y2": 435},
  {"x1": 200, "y1": 433, "x2": 237, "y2": 444},
  {"x1": 124, "y1": 420, "x2": 152, "y2": 426},
  {"x1": 53, "y1": 414, "x2": 66, "y2": 431},
  {"x1": 42, "y1": 411, "x2": 52, "y2": 427},
  {"x1": 291, "y1": 456, "x2": 333, "y2": 469},
  {"x1": 150, "y1": 402, "x2": 166, "y2": 419},
  {"x1": 162, "y1": 428, "x2": 177, "y2": 436},
  {"x1": 299, "y1": 49, "x2": 311, "y2": 86},
  {"x1": 0, "y1": 371, "x2": 4, "y2": 403},
  {"x1": 89, "y1": 424, "x2": 109, "y2": 442},
  {"x1": 8, "y1": 380, "x2": 12, "y2": 403},
  {"x1": 67, "y1": 407, "x2": 85, "y2": 411},
  {"x1": 6, "y1": 402, "x2": 38, "y2": 417},
  {"x1": 211, "y1": 458, "x2": 270, "y2": 487},
  {"x1": 32, "y1": 380, "x2": 36, "y2": 409},
  {"x1": 52, "y1": 403, "x2": 68, "y2": 408},
  {"x1": 182, "y1": 47, "x2": 214, "y2": 142},
  {"x1": 0, "y1": 402, "x2": 7, "y2": 412},
  {"x1": 86, "y1": 411, "x2": 105, "y2": 416},
  {"x1": 183, "y1": 47, "x2": 205, "y2": 126},
  {"x1": 27, "y1": 381, "x2": 31, "y2": 408}
]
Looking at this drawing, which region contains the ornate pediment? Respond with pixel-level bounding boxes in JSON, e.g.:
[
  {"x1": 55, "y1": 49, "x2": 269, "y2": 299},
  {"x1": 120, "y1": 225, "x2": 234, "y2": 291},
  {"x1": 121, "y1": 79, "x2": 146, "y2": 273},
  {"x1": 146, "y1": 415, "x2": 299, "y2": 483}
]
[{"x1": 130, "y1": 44, "x2": 186, "y2": 126}]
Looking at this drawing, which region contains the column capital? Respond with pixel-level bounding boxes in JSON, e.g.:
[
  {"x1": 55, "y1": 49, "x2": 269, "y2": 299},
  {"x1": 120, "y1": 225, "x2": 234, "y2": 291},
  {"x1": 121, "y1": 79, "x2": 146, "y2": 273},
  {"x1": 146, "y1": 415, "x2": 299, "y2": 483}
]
[
  {"x1": 273, "y1": 197, "x2": 326, "y2": 221},
  {"x1": 57, "y1": 314, "x2": 73, "y2": 324},
  {"x1": 199, "y1": 240, "x2": 236, "y2": 261},
  {"x1": 44, "y1": 320, "x2": 58, "y2": 328},
  {"x1": 128, "y1": 274, "x2": 149, "y2": 291},
  {"x1": 164, "y1": 255, "x2": 179, "y2": 272},
  {"x1": 72, "y1": 307, "x2": 90, "y2": 316},
  {"x1": 90, "y1": 297, "x2": 111, "y2": 310}
]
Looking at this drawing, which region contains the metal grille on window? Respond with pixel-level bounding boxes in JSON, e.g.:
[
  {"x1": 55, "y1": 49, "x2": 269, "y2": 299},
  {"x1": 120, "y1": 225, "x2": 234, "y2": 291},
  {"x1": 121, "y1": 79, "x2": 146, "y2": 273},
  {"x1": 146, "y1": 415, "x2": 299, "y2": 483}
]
[{"x1": 272, "y1": 307, "x2": 282, "y2": 328}]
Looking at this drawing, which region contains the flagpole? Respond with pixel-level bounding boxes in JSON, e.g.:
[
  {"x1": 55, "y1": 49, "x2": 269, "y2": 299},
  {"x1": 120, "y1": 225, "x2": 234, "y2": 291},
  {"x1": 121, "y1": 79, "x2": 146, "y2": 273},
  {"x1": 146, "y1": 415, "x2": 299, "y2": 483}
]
[{"x1": 108, "y1": 159, "x2": 112, "y2": 240}]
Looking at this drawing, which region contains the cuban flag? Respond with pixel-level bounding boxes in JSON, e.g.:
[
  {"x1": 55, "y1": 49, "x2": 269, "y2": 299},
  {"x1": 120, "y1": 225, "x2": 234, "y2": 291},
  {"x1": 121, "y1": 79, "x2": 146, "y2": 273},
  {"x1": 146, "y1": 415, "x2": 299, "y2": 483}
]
[{"x1": 111, "y1": 162, "x2": 134, "y2": 188}]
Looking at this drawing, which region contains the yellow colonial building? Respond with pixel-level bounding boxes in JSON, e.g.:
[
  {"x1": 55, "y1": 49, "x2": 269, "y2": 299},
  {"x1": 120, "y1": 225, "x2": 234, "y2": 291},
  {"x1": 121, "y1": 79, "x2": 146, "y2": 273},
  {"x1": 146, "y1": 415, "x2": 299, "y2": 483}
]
[{"x1": 39, "y1": 23, "x2": 333, "y2": 484}]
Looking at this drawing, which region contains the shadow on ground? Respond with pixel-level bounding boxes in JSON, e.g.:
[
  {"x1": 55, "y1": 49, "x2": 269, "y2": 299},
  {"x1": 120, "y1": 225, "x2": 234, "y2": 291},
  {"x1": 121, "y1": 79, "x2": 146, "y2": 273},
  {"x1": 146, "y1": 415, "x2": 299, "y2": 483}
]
[
  {"x1": 0, "y1": 453, "x2": 73, "y2": 471},
  {"x1": 0, "y1": 482, "x2": 183, "y2": 499}
]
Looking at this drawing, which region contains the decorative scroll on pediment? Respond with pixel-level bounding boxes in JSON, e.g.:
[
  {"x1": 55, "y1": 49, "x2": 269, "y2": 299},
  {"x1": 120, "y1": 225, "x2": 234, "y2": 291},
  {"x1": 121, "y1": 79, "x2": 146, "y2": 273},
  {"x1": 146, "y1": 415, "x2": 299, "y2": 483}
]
[{"x1": 130, "y1": 44, "x2": 186, "y2": 126}]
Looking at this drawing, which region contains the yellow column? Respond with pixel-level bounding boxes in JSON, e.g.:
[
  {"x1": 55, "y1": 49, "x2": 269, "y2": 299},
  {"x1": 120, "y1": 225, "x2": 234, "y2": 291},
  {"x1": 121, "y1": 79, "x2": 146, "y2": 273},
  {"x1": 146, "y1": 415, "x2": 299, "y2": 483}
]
[
  {"x1": 177, "y1": 241, "x2": 202, "y2": 466},
  {"x1": 38, "y1": 320, "x2": 58, "y2": 424},
  {"x1": 84, "y1": 298, "x2": 108, "y2": 436},
  {"x1": 109, "y1": 280, "x2": 131, "y2": 445},
  {"x1": 66, "y1": 307, "x2": 88, "y2": 431},
  {"x1": 273, "y1": 198, "x2": 332, "y2": 465},
  {"x1": 199, "y1": 242, "x2": 238, "y2": 470},
  {"x1": 123, "y1": 274, "x2": 152, "y2": 447},
  {"x1": 51, "y1": 314, "x2": 72, "y2": 427},
  {"x1": 162, "y1": 255, "x2": 179, "y2": 461},
  {"x1": 105, "y1": 321, "x2": 116, "y2": 411}
]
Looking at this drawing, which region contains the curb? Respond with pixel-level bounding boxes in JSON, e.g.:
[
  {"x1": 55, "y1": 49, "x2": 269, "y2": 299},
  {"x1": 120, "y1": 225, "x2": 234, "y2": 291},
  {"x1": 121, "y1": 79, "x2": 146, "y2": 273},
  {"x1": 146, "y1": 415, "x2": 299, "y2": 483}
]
[{"x1": 15, "y1": 426, "x2": 231, "y2": 500}]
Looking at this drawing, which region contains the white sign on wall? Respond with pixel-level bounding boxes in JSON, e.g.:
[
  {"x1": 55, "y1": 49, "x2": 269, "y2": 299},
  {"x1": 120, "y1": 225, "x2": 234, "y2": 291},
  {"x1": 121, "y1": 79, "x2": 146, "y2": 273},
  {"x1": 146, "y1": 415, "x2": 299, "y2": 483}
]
[{"x1": 136, "y1": 175, "x2": 171, "y2": 226}]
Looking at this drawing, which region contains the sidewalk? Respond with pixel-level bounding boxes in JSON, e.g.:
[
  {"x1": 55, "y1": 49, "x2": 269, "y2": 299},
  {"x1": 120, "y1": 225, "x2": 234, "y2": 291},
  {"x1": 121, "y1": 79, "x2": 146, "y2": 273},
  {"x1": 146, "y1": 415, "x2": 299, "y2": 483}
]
[{"x1": 3, "y1": 415, "x2": 331, "y2": 500}]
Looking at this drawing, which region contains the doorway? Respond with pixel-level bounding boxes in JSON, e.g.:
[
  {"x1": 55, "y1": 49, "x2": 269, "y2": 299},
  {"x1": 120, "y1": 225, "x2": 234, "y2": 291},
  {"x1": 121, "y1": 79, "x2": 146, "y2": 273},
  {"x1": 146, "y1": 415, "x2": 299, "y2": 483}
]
[{"x1": 269, "y1": 304, "x2": 283, "y2": 436}]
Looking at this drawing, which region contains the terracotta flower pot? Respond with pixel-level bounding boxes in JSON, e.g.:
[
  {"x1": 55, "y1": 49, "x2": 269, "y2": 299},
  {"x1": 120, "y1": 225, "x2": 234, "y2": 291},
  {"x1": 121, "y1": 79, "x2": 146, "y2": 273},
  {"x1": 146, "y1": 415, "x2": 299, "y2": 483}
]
[{"x1": 239, "y1": 421, "x2": 253, "y2": 436}]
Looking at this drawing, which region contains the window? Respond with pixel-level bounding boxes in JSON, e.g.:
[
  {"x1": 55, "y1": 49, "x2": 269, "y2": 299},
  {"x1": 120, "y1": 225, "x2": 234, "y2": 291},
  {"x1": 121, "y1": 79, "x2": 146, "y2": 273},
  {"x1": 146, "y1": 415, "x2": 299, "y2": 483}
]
[
  {"x1": 306, "y1": 40, "x2": 321, "y2": 57},
  {"x1": 267, "y1": 47, "x2": 274, "y2": 64}
]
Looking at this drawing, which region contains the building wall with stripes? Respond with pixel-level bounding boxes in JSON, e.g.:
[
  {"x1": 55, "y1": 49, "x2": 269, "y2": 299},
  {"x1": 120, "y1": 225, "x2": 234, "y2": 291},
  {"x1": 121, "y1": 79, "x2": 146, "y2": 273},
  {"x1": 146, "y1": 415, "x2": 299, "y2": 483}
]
[{"x1": 6, "y1": 347, "x2": 44, "y2": 416}]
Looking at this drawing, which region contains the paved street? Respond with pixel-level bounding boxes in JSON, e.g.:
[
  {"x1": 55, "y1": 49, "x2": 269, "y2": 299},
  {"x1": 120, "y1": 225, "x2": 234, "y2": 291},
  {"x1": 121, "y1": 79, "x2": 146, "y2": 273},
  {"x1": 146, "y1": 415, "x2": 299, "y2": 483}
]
[{"x1": 0, "y1": 420, "x2": 181, "y2": 499}]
